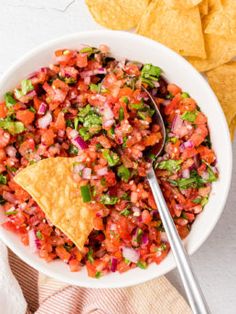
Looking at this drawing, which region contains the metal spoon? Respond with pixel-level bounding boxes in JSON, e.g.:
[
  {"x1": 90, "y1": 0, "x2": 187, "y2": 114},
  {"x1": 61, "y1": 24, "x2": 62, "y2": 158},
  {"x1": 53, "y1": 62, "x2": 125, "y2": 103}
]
[{"x1": 143, "y1": 86, "x2": 210, "y2": 314}]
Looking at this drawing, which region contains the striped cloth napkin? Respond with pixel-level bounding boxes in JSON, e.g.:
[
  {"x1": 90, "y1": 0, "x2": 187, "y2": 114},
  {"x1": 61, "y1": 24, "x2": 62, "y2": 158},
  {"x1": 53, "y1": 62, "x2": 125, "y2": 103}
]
[{"x1": 0, "y1": 240, "x2": 191, "y2": 314}]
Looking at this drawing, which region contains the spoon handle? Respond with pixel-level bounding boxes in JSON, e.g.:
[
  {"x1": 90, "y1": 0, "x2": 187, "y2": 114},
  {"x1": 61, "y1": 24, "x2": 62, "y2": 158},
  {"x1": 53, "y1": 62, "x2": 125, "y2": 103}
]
[{"x1": 147, "y1": 167, "x2": 210, "y2": 314}]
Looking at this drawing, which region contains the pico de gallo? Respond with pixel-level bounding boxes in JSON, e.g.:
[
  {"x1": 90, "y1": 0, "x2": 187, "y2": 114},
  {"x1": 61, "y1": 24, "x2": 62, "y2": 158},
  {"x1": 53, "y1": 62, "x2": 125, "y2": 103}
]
[{"x1": 0, "y1": 45, "x2": 218, "y2": 277}]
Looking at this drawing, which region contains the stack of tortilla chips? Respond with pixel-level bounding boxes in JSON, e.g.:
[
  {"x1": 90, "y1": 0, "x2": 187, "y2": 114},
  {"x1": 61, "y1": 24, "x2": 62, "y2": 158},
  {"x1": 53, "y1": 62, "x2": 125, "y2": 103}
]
[{"x1": 86, "y1": 0, "x2": 236, "y2": 139}]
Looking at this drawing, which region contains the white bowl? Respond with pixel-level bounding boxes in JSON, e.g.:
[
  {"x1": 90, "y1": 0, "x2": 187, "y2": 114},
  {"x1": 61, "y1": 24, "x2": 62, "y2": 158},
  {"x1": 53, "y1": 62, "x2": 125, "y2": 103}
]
[{"x1": 0, "y1": 31, "x2": 232, "y2": 288}]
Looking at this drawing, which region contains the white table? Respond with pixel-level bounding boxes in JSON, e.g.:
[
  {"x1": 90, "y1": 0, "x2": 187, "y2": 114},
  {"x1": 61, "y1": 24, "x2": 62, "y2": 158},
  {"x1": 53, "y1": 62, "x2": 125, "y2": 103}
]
[{"x1": 0, "y1": 1, "x2": 235, "y2": 313}]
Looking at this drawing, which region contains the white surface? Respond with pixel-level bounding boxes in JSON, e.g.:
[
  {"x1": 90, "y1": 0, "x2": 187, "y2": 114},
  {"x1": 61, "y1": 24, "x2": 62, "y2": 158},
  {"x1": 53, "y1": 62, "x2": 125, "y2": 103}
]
[{"x1": 0, "y1": 0, "x2": 235, "y2": 312}]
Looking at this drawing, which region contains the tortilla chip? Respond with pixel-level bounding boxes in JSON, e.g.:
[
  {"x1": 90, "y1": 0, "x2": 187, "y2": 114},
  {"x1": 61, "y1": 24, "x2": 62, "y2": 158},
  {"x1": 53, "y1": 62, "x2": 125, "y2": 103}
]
[
  {"x1": 204, "y1": 1, "x2": 236, "y2": 36},
  {"x1": 206, "y1": 62, "x2": 236, "y2": 139},
  {"x1": 208, "y1": 0, "x2": 222, "y2": 12},
  {"x1": 136, "y1": 0, "x2": 206, "y2": 58},
  {"x1": 199, "y1": 0, "x2": 209, "y2": 16},
  {"x1": 86, "y1": 0, "x2": 150, "y2": 30},
  {"x1": 187, "y1": 33, "x2": 236, "y2": 72},
  {"x1": 14, "y1": 157, "x2": 95, "y2": 250},
  {"x1": 165, "y1": 0, "x2": 202, "y2": 9}
]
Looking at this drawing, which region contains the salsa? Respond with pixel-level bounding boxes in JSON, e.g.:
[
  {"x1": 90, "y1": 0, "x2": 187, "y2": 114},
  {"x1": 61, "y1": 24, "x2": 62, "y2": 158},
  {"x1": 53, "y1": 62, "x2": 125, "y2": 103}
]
[{"x1": 0, "y1": 45, "x2": 217, "y2": 277}]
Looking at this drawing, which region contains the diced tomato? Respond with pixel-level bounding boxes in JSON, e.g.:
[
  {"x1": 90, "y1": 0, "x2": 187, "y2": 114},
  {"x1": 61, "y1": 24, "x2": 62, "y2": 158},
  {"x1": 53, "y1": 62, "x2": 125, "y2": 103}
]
[
  {"x1": 16, "y1": 110, "x2": 35, "y2": 126},
  {"x1": 77, "y1": 54, "x2": 88, "y2": 68},
  {"x1": 167, "y1": 84, "x2": 182, "y2": 96},
  {"x1": 41, "y1": 129, "x2": 55, "y2": 146},
  {"x1": 54, "y1": 111, "x2": 66, "y2": 130},
  {"x1": 141, "y1": 210, "x2": 152, "y2": 224},
  {"x1": 55, "y1": 246, "x2": 71, "y2": 262},
  {"x1": 197, "y1": 146, "x2": 215, "y2": 164},
  {"x1": 0, "y1": 102, "x2": 7, "y2": 118}
]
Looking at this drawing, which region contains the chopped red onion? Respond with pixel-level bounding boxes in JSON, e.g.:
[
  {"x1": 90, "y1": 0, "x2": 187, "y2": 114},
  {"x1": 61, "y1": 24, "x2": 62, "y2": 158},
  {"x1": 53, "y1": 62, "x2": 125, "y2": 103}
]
[
  {"x1": 26, "y1": 90, "x2": 36, "y2": 98},
  {"x1": 2, "y1": 192, "x2": 17, "y2": 204},
  {"x1": 171, "y1": 114, "x2": 183, "y2": 132},
  {"x1": 58, "y1": 130, "x2": 65, "y2": 137},
  {"x1": 171, "y1": 115, "x2": 189, "y2": 137},
  {"x1": 82, "y1": 167, "x2": 92, "y2": 179},
  {"x1": 6, "y1": 146, "x2": 17, "y2": 158},
  {"x1": 96, "y1": 167, "x2": 108, "y2": 176},
  {"x1": 84, "y1": 76, "x2": 91, "y2": 85},
  {"x1": 153, "y1": 81, "x2": 160, "y2": 88},
  {"x1": 38, "y1": 102, "x2": 47, "y2": 115},
  {"x1": 194, "y1": 154, "x2": 201, "y2": 168},
  {"x1": 80, "y1": 70, "x2": 94, "y2": 78},
  {"x1": 38, "y1": 111, "x2": 52, "y2": 129},
  {"x1": 72, "y1": 136, "x2": 88, "y2": 150},
  {"x1": 182, "y1": 168, "x2": 190, "y2": 178},
  {"x1": 141, "y1": 233, "x2": 149, "y2": 246},
  {"x1": 160, "y1": 232, "x2": 168, "y2": 242},
  {"x1": 73, "y1": 163, "x2": 85, "y2": 174},
  {"x1": 122, "y1": 247, "x2": 140, "y2": 263},
  {"x1": 110, "y1": 223, "x2": 117, "y2": 231},
  {"x1": 94, "y1": 68, "x2": 107, "y2": 75},
  {"x1": 28, "y1": 230, "x2": 38, "y2": 253},
  {"x1": 69, "y1": 129, "x2": 79, "y2": 140},
  {"x1": 132, "y1": 206, "x2": 141, "y2": 217},
  {"x1": 201, "y1": 171, "x2": 209, "y2": 181},
  {"x1": 101, "y1": 103, "x2": 114, "y2": 121},
  {"x1": 103, "y1": 119, "x2": 115, "y2": 128},
  {"x1": 0, "y1": 206, "x2": 7, "y2": 225},
  {"x1": 193, "y1": 205, "x2": 203, "y2": 214},
  {"x1": 111, "y1": 257, "x2": 118, "y2": 272},
  {"x1": 180, "y1": 140, "x2": 194, "y2": 152},
  {"x1": 162, "y1": 99, "x2": 171, "y2": 106}
]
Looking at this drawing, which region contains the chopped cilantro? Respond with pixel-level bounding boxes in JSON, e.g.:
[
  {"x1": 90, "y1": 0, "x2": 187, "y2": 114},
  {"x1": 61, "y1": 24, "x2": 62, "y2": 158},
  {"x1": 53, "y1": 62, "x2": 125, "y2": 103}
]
[
  {"x1": 201, "y1": 197, "x2": 209, "y2": 206},
  {"x1": 80, "y1": 184, "x2": 92, "y2": 203},
  {"x1": 0, "y1": 174, "x2": 7, "y2": 185},
  {"x1": 95, "y1": 271, "x2": 101, "y2": 279},
  {"x1": 181, "y1": 92, "x2": 190, "y2": 98},
  {"x1": 5, "y1": 210, "x2": 17, "y2": 216},
  {"x1": 100, "y1": 177, "x2": 107, "y2": 186},
  {"x1": 158, "y1": 159, "x2": 182, "y2": 173},
  {"x1": 192, "y1": 197, "x2": 202, "y2": 204},
  {"x1": 68, "y1": 144, "x2": 78, "y2": 155},
  {"x1": 29, "y1": 106, "x2": 36, "y2": 113},
  {"x1": 120, "y1": 208, "x2": 131, "y2": 216},
  {"x1": 130, "y1": 103, "x2": 144, "y2": 110},
  {"x1": 100, "y1": 194, "x2": 118, "y2": 205},
  {"x1": 79, "y1": 127, "x2": 91, "y2": 141},
  {"x1": 0, "y1": 196, "x2": 6, "y2": 205},
  {"x1": 181, "y1": 111, "x2": 197, "y2": 123},
  {"x1": 87, "y1": 247, "x2": 94, "y2": 263},
  {"x1": 120, "y1": 96, "x2": 129, "y2": 104},
  {"x1": 0, "y1": 119, "x2": 25, "y2": 135},
  {"x1": 102, "y1": 149, "x2": 120, "y2": 167},
  {"x1": 4, "y1": 92, "x2": 16, "y2": 108},
  {"x1": 141, "y1": 64, "x2": 162, "y2": 87},
  {"x1": 80, "y1": 47, "x2": 93, "y2": 53},
  {"x1": 121, "y1": 192, "x2": 130, "y2": 201},
  {"x1": 36, "y1": 230, "x2": 43, "y2": 240},
  {"x1": 89, "y1": 83, "x2": 101, "y2": 93},
  {"x1": 74, "y1": 117, "x2": 79, "y2": 130},
  {"x1": 117, "y1": 165, "x2": 130, "y2": 182},
  {"x1": 119, "y1": 107, "x2": 124, "y2": 121},
  {"x1": 137, "y1": 261, "x2": 147, "y2": 269}
]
